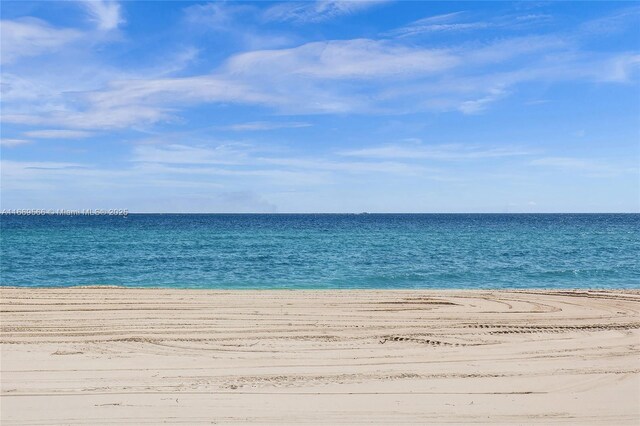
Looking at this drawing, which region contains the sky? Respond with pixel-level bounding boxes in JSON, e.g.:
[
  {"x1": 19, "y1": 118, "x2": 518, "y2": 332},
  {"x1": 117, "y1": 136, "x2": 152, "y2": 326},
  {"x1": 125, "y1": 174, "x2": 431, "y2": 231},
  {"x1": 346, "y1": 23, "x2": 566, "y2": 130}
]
[{"x1": 1, "y1": 1, "x2": 639, "y2": 213}]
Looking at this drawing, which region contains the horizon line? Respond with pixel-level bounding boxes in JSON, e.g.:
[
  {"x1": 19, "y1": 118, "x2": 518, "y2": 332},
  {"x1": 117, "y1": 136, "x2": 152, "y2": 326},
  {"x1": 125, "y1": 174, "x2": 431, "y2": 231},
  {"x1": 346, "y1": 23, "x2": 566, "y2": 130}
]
[{"x1": 3, "y1": 212, "x2": 639, "y2": 215}]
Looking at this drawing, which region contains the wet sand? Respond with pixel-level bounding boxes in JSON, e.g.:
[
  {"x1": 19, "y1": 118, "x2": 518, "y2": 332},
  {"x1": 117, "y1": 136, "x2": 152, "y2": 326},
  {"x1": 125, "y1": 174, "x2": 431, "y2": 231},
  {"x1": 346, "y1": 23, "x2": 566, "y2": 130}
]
[{"x1": 1, "y1": 288, "x2": 639, "y2": 424}]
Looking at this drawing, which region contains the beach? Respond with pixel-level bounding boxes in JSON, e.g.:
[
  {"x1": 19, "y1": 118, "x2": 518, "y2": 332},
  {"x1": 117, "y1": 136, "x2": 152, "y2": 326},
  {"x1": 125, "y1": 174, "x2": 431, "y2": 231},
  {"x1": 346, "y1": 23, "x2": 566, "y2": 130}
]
[{"x1": 1, "y1": 288, "x2": 639, "y2": 425}]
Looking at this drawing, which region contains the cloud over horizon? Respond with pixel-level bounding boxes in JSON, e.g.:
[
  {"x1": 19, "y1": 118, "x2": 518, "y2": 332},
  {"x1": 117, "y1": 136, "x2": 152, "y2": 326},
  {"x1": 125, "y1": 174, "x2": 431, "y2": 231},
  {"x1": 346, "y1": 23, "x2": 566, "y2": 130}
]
[{"x1": 1, "y1": 1, "x2": 638, "y2": 212}]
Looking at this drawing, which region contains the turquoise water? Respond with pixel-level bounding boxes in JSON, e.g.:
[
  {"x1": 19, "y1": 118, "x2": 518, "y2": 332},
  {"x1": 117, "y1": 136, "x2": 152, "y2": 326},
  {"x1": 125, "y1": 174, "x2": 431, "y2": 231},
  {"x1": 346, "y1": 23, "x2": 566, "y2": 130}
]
[{"x1": 1, "y1": 214, "x2": 638, "y2": 289}]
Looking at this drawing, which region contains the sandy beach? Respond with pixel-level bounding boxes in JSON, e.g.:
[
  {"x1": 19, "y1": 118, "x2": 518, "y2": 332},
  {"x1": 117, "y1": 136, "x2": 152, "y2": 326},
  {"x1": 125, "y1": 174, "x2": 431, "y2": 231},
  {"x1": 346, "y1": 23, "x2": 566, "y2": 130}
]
[{"x1": 1, "y1": 288, "x2": 639, "y2": 425}]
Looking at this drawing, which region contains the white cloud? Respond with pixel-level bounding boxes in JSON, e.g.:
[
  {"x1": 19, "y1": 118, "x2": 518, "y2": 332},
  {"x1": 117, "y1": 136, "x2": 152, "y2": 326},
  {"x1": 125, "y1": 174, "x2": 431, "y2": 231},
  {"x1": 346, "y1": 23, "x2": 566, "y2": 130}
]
[
  {"x1": 387, "y1": 12, "x2": 490, "y2": 37},
  {"x1": 225, "y1": 121, "x2": 312, "y2": 131},
  {"x1": 385, "y1": 10, "x2": 554, "y2": 38},
  {"x1": 530, "y1": 157, "x2": 636, "y2": 176},
  {"x1": 579, "y1": 6, "x2": 640, "y2": 36},
  {"x1": 184, "y1": 2, "x2": 252, "y2": 30},
  {"x1": 225, "y1": 39, "x2": 458, "y2": 79},
  {"x1": 0, "y1": 158, "x2": 284, "y2": 212},
  {"x1": 2, "y1": 8, "x2": 638, "y2": 131},
  {"x1": 0, "y1": 18, "x2": 80, "y2": 64},
  {"x1": 24, "y1": 130, "x2": 94, "y2": 139},
  {"x1": 341, "y1": 142, "x2": 530, "y2": 160},
  {"x1": 134, "y1": 161, "x2": 331, "y2": 185},
  {"x1": 599, "y1": 54, "x2": 640, "y2": 83},
  {"x1": 150, "y1": 47, "x2": 200, "y2": 77},
  {"x1": 85, "y1": 76, "x2": 278, "y2": 111},
  {"x1": 0, "y1": 138, "x2": 31, "y2": 147},
  {"x1": 183, "y1": 3, "x2": 294, "y2": 51},
  {"x1": 260, "y1": 157, "x2": 425, "y2": 175},
  {"x1": 458, "y1": 87, "x2": 508, "y2": 114},
  {"x1": 0, "y1": 73, "x2": 59, "y2": 103},
  {"x1": 264, "y1": 1, "x2": 387, "y2": 23},
  {"x1": 1, "y1": 38, "x2": 459, "y2": 128},
  {"x1": 133, "y1": 144, "x2": 251, "y2": 165},
  {"x1": 81, "y1": 0, "x2": 124, "y2": 31},
  {"x1": 2, "y1": 106, "x2": 170, "y2": 130},
  {"x1": 0, "y1": 161, "x2": 92, "y2": 188},
  {"x1": 132, "y1": 142, "x2": 427, "y2": 177}
]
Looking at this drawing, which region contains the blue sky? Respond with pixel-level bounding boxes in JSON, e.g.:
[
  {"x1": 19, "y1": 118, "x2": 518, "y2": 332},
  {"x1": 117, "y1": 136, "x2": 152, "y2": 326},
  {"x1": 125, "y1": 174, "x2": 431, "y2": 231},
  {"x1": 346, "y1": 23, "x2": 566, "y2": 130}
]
[{"x1": 1, "y1": 1, "x2": 639, "y2": 213}]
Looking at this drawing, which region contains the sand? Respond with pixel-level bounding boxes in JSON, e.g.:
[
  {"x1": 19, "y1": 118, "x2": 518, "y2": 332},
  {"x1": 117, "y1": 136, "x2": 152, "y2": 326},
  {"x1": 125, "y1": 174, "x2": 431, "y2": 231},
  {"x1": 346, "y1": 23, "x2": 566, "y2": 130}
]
[{"x1": 1, "y1": 288, "x2": 639, "y2": 425}]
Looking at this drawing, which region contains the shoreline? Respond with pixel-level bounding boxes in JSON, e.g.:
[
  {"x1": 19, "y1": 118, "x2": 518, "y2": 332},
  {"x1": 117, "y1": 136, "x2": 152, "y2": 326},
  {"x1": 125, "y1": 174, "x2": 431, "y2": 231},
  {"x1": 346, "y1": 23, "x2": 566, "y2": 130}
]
[
  {"x1": 3, "y1": 285, "x2": 639, "y2": 290},
  {"x1": 2, "y1": 288, "x2": 639, "y2": 424}
]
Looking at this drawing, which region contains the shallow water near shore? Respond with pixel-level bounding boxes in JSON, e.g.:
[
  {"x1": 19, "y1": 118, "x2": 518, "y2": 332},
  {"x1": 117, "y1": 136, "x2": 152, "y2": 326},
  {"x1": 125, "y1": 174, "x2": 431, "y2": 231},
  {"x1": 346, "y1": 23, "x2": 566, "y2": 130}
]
[{"x1": 1, "y1": 213, "x2": 639, "y2": 289}]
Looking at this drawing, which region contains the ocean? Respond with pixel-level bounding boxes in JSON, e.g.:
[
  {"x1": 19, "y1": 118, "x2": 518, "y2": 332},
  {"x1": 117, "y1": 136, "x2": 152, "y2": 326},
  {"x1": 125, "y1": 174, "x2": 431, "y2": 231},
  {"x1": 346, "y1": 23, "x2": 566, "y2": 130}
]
[{"x1": 1, "y1": 214, "x2": 638, "y2": 289}]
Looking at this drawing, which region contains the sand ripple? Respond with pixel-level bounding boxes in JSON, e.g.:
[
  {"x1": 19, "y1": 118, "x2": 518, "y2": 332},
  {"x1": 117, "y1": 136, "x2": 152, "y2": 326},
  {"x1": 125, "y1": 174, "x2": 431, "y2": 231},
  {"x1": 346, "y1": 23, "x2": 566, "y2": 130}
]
[{"x1": 1, "y1": 288, "x2": 639, "y2": 424}]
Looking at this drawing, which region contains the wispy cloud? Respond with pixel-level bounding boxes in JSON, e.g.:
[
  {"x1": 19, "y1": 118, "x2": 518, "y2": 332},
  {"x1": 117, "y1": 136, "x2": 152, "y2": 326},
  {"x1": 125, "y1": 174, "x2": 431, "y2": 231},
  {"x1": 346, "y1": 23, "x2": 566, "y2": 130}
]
[
  {"x1": 150, "y1": 47, "x2": 200, "y2": 77},
  {"x1": 2, "y1": 73, "x2": 280, "y2": 129},
  {"x1": 0, "y1": 1, "x2": 636, "y2": 213},
  {"x1": 3, "y1": 28, "x2": 636, "y2": 130},
  {"x1": 4, "y1": 27, "x2": 634, "y2": 130},
  {"x1": 225, "y1": 39, "x2": 459, "y2": 79},
  {"x1": 2, "y1": 107, "x2": 169, "y2": 130},
  {"x1": 579, "y1": 6, "x2": 640, "y2": 37},
  {"x1": 0, "y1": 18, "x2": 80, "y2": 64},
  {"x1": 0, "y1": 160, "x2": 90, "y2": 180},
  {"x1": 133, "y1": 143, "x2": 251, "y2": 166},
  {"x1": 24, "y1": 130, "x2": 94, "y2": 139},
  {"x1": 341, "y1": 141, "x2": 530, "y2": 161},
  {"x1": 458, "y1": 87, "x2": 508, "y2": 114},
  {"x1": 599, "y1": 54, "x2": 640, "y2": 83},
  {"x1": 386, "y1": 12, "x2": 490, "y2": 37},
  {"x1": 264, "y1": 1, "x2": 387, "y2": 23},
  {"x1": 0, "y1": 138, "x2": 31, "y2": 147},
  {"x1": 81, "y1": 0, "x2": 124, "y2": 31},
  {"x1": 0, "y1": 2, "x2": 124, "y2": 66},
  {"x1": 0, "y1": 38, "x2": 457, "y2": 128},
  {"x1": 184, "y1": 2, "x2": 253, "y2": 31},
  {"x1": 386, "y1": 10, "x2": 552, "y2": 38},
  {"x1": 131, "y1": 142, "x2": 429, "y2": 179},
  {"x1": 0, "y1": 158, "x2": 284, "y2": 212},
  {"x1": 530, "y1": 157, "x2": 637, "y2": 177},
  {"x1": 225, "y1": 121, "x2": 312, "y2": 131}
]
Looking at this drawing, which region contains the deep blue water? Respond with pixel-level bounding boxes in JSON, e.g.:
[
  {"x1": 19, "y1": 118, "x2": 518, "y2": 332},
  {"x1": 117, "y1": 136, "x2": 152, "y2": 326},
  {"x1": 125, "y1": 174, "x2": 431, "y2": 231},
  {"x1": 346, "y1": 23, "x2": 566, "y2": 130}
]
[{"x1": 1, "y1": 214, "x2": 638, "y2": 289}]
